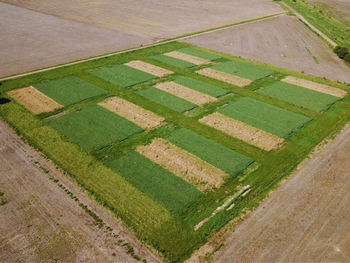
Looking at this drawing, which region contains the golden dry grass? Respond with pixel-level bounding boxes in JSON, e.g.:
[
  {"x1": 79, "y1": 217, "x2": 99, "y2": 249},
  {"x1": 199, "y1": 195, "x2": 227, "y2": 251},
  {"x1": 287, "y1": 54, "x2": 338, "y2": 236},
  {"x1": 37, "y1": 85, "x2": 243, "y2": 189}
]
[
  {"x1": 164, "y1": 51, "x2": 210, "y2": 65},
  {"x1": 125, "y1": 60, "x2": 173, "y2": 78},
  {"x1": 196, "y1": 68, "x2": 252, "y2": 87}
]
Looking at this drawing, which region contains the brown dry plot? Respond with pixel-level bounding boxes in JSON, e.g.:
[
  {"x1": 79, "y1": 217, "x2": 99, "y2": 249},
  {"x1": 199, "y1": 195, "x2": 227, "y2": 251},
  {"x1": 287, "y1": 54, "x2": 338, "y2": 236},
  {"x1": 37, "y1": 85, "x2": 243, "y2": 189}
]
[
  {"x1": 282, "y1": 76, "x2": 347, "y2": 98},
  {"x1": 0, "y1": 121, "x2": 158, "y2": 263},
  {"x1": 164, "y1": 51, "x2": 210, "y2": 66},
  {"x1": 196, "y1": 68, "x2": 252, "y2": 87},
  {"x1": 125, "y1": 61, "x2": 173, "y2": 78},
  {"x1": 212, "y1": 125, "x2": 350, "y2": 263},
  {"x1": 136, "y1": 138, "x2": 228, "y2": 192},
  {"x1": 199, "y1": 113, "x2": 284, "y2": 151},
  {"x1": 98, "y1": 97, "x2": 165, "y2": 130},
  {"x1": 185, "y1": 15, "x2": 350, "y2": 83},
  {"x1": 7, "y1": 86, "x2": 63, "y2": 114},
  {"x1": 155, "y1": 82, "x2": 217, "y2": 106}
]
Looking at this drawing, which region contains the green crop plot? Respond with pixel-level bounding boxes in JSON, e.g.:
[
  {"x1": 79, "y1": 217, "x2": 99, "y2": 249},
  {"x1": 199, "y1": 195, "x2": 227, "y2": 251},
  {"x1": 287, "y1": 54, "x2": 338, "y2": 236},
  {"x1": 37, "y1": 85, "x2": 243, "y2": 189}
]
[
  {"x1": 34, "y1": 76, "x2": 107, "y2": 106},
  {"x1": 88, "y1": 64, "x2": 156, "y2": 88},
  {"x1": 257, "y1": 81, "x2": 340, "y2": 112},
  {"x1": 136, "y1": 87, "x2": 197, "y2": 113},
  {"x1": 47, "y1": 106, "x2": 143, "y2": 151},
  {"x1": 177, "y1": 48, "x2": 221, "y2": 61},
  {"x1": 212, "y1": 61, "x2": 274, "y2": 81},
  {"x1": 174, "y1": 76, "x2": 229, "y2": 98},
  {"x1": 167, "y1": 129, "x2": 253, "y2": 176},
  {"x1": 218, "y1": 98, "x2": 311, "y2": 138},
  {"x1": 150, "y1": 54, "x2": 195, "y2": 68},
  {"x1": 106, "y1": 151, "x2": 203, "y2": 214}
]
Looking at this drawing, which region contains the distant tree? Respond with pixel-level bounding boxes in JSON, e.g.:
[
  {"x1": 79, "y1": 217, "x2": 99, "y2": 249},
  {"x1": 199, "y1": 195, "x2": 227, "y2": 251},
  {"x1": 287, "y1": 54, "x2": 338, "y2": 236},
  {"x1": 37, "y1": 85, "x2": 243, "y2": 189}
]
[
  {"x1": 334, "y1": 46, "x2": 342, "y2": 54},
  {"x1": 337, "y1": 47, "x2": 349, "y2": 59},
  {"x1": 344, "y1": 54, "x2": 350, "y2": 63}
]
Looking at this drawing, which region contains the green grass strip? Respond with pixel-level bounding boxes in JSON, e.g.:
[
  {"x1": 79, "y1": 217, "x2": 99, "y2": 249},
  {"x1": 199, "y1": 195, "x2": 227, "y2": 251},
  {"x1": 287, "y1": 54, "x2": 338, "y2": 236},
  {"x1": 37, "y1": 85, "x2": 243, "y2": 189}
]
[
  {"x1": 106, "y1": 151, "x2": 203, "y2": 214},
  {"x1": 136, "y1": 87, "x2": 197, "y2": 113},
  {"x1": 150, "y1": 54, "x2": 195, "y2": 68},
  {"x1": 174, "y1": 76, "x2": 229, "y2": 98},
  {"x1": 177, "y1": 48, "x2": 221, "y2": 61},
  {"x1": 47, "y1": 106, "x2": 143, "y2": 152},
  {"x1": 218, "y1": 97, "x2": 311, "y2": 138},
  {"x1": 88, "y1": 64, "x2": 156, "y2": 88},
  {"x1": 167, "y1": 129, "x2": 253, "y2": 176},
  {"x1": 212, "y1": 61, "x2": 274, "y2": 81},
  {"x1": 34, "y1": 76, "x2": 108, "y2": 106},
  {"x1": 257, "y1": 81, "x2": 339, "y2": 112}
]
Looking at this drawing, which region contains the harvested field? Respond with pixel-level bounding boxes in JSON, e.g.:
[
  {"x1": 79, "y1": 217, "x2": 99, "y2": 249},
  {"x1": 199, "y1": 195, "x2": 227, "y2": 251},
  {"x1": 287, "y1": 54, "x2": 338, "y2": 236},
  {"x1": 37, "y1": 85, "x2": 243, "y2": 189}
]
[
  {"x1": 7, "y1": 86, "x2": 63, "y2": 114},
  {"x1": 199, "y1": 113, "x2": 284, "y2": 151},
  {"x1": 164, "y1": 51, "x2": 210, "y2": 66},
  {"x1": 136, "y1": 87, "x2": 197, "y2": 113},
  {"x1": 212, "y1": 125, "x2": 350, "y2": 263},
  {"x1": 89, "y1": 64, "x2": 156, "y2": 88},
  {"x1": 47, "y1": 106, "x2": 143, "y2": 152},
  {"x1": 167, "y1": 129, "x2": 253, "y2": 176},
  {"x1": 150, "y1": 54, "x2": 195, "y2": 69},
  {"x1": 0, "y1": 120, "x2": 158, "y2": 263},
  {"x1": 136, "y1": 138, "x2": 228, "y2": 192},
  {"x1": 99, "y1": 97, "x2": 165, "y2": 130},
  {"x1": 106, "y1": 151, "x2": 202, "y2": 214},
  {"x1": 177, "y1": 48, "x2": 221, "y2": 61},
  {"x1": 155, "y1": 82, "x2": 217, "y2": 106},
  {"x1": 185, "y1": 16, "x2": 350, "y2": 83},
  {"x1": 196, "y1": 68, "x2": 252, "y2": 87},
  {"x1": 218, "y1": 98, "x2": 311, "y2": 138},
  {"x1": 258, "y1": 81, "x2": 340, "y2": 112},
  {"x1": 125, "y1": 61, "x2": 173, "y2": 78},
  {"x1": 282, "y1": 76, "x2": 347, "y2": 98}
]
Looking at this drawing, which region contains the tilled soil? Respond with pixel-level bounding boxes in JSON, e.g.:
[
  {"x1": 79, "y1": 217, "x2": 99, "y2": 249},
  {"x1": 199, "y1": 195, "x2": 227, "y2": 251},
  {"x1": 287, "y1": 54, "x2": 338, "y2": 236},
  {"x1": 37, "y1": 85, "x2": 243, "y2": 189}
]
[{"x1": 125, "y1": 61, "x2": 173, "y2": 78}]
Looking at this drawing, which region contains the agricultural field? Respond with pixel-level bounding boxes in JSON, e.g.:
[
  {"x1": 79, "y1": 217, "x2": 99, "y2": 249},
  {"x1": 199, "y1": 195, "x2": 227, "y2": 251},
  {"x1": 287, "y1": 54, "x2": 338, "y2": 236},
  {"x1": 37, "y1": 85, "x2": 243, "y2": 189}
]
[
  {"x1": 1, "y1": 42, "x2": 349, "y2": 262},
  {"x1": 0, "y1": 0, "x2": 284, "y2": 78},
  {"x1": 184, "y1": 15, "x2": 350, "y2": 83}
]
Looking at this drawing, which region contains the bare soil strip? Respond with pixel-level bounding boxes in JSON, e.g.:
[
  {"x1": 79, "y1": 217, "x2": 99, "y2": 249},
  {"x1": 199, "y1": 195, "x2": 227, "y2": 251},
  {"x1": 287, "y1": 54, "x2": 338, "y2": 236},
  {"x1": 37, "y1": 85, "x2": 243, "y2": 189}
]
[
  {"x1": 136, "y1": 138, "x2": 228, "y2": 192},
  {"x1": 125, "y1": 60, "x2": 173, "y2": 78},
  {"x1": 164, "y1": 51, "x2": 211, "y2": 66},
  {"x1": 155, "y1": 82, "x2": 217, "y2": 106},
  {"x1": 199, "y1": 112, "x2": 284, "y2": 151},
  {"x1": 282, "y1": 76, "x2": 347, "y2": 98},
  {"x1": 196, "y1": 68, "x2": 252, "y2": 87},
  {"x1": 7, "y1": 86, "x2": 63, "y2": 114},
  {"x1": 98, "y1": 97, "x2": 165, "y2": 130}
]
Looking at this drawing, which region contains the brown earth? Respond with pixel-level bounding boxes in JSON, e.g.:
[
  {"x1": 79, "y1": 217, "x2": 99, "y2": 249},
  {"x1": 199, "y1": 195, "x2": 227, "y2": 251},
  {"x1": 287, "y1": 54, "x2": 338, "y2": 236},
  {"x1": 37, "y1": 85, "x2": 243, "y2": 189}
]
[
  {"x1": 185, "y1": 15, "x2": 350, "y2": 83},
  {"x1": 211, "y1": 124, "x2": 350, "y2": 262},
  {"x1": 0, "y1": 120, "x2": 159, "y2": 263},
  {"x1": 0, "y1": 0, "x2": 283, "y2": 78},
  {"x1": 125, "y1": 61, "x2": 173, "y2": 78},
  {"x1": 7, "y1": 86, "x2": 63, "y2": 114},
  {"x1": 196, "y1": 68, "x2": 252, "y2": 87},
  {"x1": 164, "y1": 51, "x2": 210, "y2": 66}
]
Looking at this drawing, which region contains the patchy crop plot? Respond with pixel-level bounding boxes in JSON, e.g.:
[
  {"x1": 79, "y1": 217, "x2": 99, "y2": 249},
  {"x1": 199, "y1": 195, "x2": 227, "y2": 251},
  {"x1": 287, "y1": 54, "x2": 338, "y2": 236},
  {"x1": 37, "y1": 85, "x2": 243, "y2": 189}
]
[
  {"x1": 151, "y1": 54, "x2": 196, "y2": 68},
  {"x1": 164, "y1": 51, "x2": 210, "y2": 66},
  {"x1": 125, "y1": 60, "x2": 173, "y2": 78},
  {"x1": 177, "y1": 48, "x2": 222, "y2": 61},
  {"x1": 196, "y1": 68, "x2": 252, "y2": 87}
]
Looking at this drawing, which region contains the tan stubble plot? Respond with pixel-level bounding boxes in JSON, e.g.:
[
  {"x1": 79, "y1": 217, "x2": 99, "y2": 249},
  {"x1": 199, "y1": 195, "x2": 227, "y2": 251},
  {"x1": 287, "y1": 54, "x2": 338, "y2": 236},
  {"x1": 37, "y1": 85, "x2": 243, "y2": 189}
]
[
  {"x1": 136, "y1": 138, "x2": 229, "y2": 192},
  {"x1": 196, "y1": 68, "x2": 252, "y2": 87},
  {"x1": 199, "y1": 112, "x2": 284, "y2": 151},
  {"x1": 125, "y1": 60, "x2": 173, "y2": 78},
  {"x1": 98, "y1": 97, "x2": 165, "y2": 130},
  {"x1": 164, "y1": 51, "x2": 211, "y2": 66},
  {"x1": 7, "y1": 86, "x2": 63, "y2": 115}
]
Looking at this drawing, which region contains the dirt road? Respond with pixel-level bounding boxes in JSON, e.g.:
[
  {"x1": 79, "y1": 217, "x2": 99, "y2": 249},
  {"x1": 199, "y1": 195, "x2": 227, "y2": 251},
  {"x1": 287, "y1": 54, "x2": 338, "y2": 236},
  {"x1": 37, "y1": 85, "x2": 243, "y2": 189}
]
[
  {"x1": 0, "y1": 120, "x2": 159, "y2": 262},
  {"x1": 213, "y1": 124, "x2": 350, "y2": 262}
]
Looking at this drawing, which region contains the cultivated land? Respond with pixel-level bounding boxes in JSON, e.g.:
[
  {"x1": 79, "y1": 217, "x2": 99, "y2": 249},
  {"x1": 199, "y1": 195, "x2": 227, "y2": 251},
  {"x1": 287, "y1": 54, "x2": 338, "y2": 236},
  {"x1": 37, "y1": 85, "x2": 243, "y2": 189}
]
[
  {"x1": 185, "y1": 15, "x2": 350, "y2": 83},
  {"x1": 0, "y1": 0, "x2": 283, "y2": 78},
  {"x1": 1, "y1": 42, "x2": 350, "y2": 261},
  {"x1": 0, "y1": 121, "x2": 158, "y2": 263},
  {"x1": 212, "y1": 124, "x2": 350, "y2": 262}
]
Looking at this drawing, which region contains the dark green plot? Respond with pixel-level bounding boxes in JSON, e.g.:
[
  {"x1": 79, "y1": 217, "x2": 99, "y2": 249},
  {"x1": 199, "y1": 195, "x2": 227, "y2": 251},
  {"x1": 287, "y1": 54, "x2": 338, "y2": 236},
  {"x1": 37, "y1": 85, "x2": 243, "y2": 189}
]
[
  {"x1": 88, "y1": 64, "x2": 156, "y2": 88},
  {"x1": 106, "y1": 151, "x2": 203, "y2": 214},
  {"x1": 177, "y1": 48, "x2": 221, "y2": 61},
  {"x1": 47, "y1": 106, "x2": 143, "y2": 151},
  {"x1": 167, "y1": 129, "x2": 253, "y2": 176},
  {"x1": 150, "y1": 54, "x2": 195, "y2": 68},
  {"x1": 34, "y1": 76, "x2": 107, "y2": 106}
]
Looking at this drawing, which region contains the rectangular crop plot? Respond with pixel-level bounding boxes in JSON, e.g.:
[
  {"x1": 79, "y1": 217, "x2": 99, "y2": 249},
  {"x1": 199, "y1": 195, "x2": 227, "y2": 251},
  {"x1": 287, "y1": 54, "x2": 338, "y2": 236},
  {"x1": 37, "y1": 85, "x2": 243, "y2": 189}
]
[
  {"x1": 34, "y1": 76, "x2": 108, "y2": 106},
  {"x1": 164, "y1": 51, "x2": 210, "y2": 66},
  {"x1": 47, "y1": 106, "x2": 143, "y2": 151},
  {"x1": 136, "y1": 87, "x2": 196, "y2": 113},
  {"x1": 106, "y1": 151, "x2": 202, "y2": 214},
  {"x1": 212, "y1": 61, "x2": 274, "y2": 81},
  {"x1": 89, "y1": 64, "x2": 156, "y2": 88},
  {"x1": 125, "y1": 60, "x2": 173, "y2": 78},
  {"x1": 174, "y1": 77, "x2": 229, "y2": 97},
  {"x1": 196, "y1": 68, "x2": 252, "y2": 87},
  {"x1": 218, "y1": 98, "x2": 311, "y2": 138},
  {"x1": 166, "y1": 129, "x2": 253, "y2": 176},
  {"x1": 150, "y1": 54, "x2": 195, "y2": 68},
  {"x1": 177, "y1": 48, "x2": 221, "y2": 61},
  {"x1": 257, "y1": 81, "x2": 340, "y2": 112}
]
